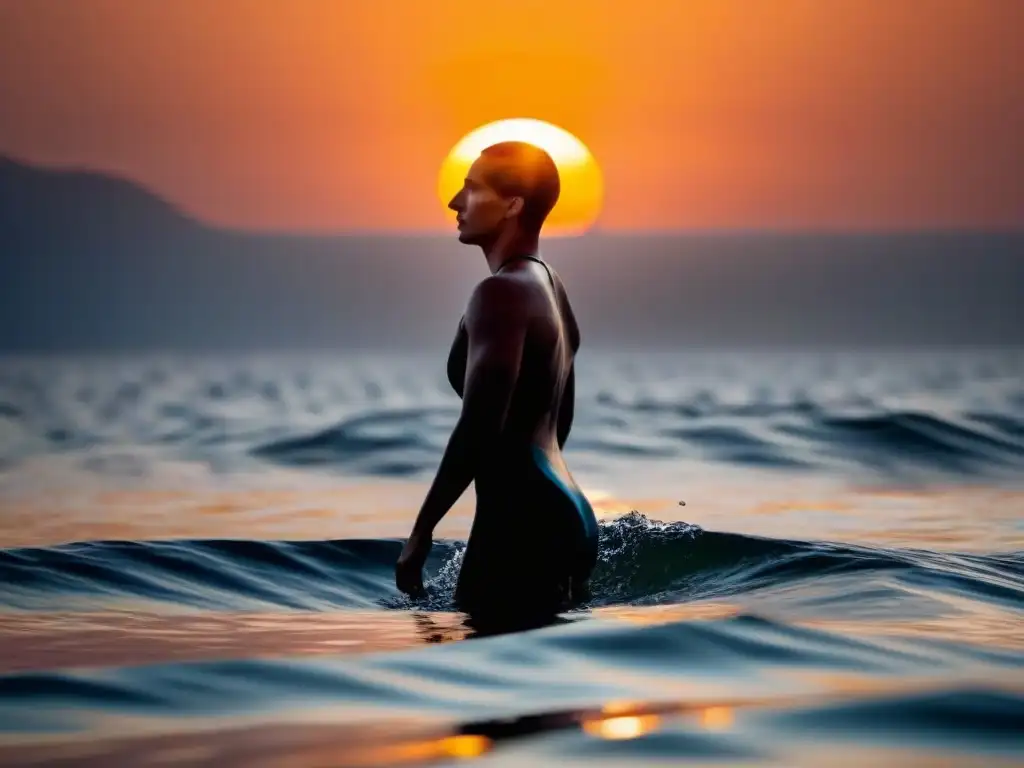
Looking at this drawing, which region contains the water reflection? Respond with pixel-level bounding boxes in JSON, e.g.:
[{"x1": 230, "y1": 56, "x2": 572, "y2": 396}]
[
  {"x1": 699, "y1": 705, "x2": 735, "y2": 730},
  {"x1": 358, "y1": 734, "x2": 491, "y2": 765},
  {"x1": 0, "y1": 610, "x2": 471, "y2": 673},
  {"x1": 1, "y1": 673, "x2": 1019, "y2": 767},
  {"x1": 3, "y1": 480, "x2": 1022, "y2": 552},
  {"x1": 5, "y1": 587, "x2": 1021, "y2": 675},
  {"x1": 597, "y1": 598, "x2": 1024, "y2": 651},
  {"x1": 0, "y1": 609, "x2": 586, "y2": 673},
  {"x1": 582, "y1": 713, "x2": 662, "y2": 740}
]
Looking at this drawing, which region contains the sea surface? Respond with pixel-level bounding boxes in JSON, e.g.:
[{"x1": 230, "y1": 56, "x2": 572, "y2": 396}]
[{"x1": 0, "y1": 348, "x2": 1022, "y2": 766}]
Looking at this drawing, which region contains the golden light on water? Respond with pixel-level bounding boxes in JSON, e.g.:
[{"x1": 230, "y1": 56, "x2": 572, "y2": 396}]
[
  {"x1": 375, "y1": 734, "x2": 491, "y2": 764},
  {"x1": 600, "y1": 699, "x2": 643, "y2": 715},
  {"x1": 581, "y1": 700, "x2": 735, "y2": 742},
  {"x1": 699, "y1": 705, "x2": 735, "y2": 730},
  {"x1": 437, "y1": 735, "x2": 490, "y2": 759},
  {"x1": 438, "y1": 118, "x2": 604, "y2": 236},
  {"x1": 583, "y1": 714, "x2": 661, "y2": 741}
]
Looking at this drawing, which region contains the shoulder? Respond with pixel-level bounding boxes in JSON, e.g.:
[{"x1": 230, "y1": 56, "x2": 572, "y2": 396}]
[{"x1": 466, "y1": 275, "x2": 532, "y2": 324}]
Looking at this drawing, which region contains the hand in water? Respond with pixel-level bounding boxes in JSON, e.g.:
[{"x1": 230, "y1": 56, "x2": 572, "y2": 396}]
[{"x1": 396, "y1": 532, "x2": 431, "y2": 597}]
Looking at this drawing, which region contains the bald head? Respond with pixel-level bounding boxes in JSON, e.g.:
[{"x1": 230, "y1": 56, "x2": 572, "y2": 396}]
[{"x1": 478, "y1": 141, "x2": 561, "y2": 232}]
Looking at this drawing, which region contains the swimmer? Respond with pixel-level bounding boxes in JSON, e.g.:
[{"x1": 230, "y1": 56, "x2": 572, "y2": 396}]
[{"x1": 395, "y1": 141, "x2": 598, "y2": 620}]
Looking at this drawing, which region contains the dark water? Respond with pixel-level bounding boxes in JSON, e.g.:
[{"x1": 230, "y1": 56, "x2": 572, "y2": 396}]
[
  {"x1": 0, "y1": 350, "x2": 1023, "y2": 765},
  {"x1": 2, "y1": 514, "x2": 1023, "y2": 766},
  {"x1": 2, "y1": 515, "x2": 1022, "y2": 616}
]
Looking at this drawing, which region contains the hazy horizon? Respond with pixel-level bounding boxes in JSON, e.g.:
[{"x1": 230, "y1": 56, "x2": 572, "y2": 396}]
[
  {"x1": 7, "y1": 151, "x2": 1021, "y2": 241},
  {"x1": 3, "y1": 154, "x2": 1022, "y2": 352}
]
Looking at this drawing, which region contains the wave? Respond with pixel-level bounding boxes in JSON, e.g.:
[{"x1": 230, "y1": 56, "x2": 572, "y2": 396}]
[
  {"x1": 1, "y1": 608, "x2": 1022, "y2": 758},
  {"x1": 2, "y1": 351, "x2": 1023, "y2": 481},
  {"x1": 249, "y1": 406, "x2": 454, "y2": 476},
  {"x1": 778, "y1": 410, "x2": 1024, "y2": 472},
  {"x1": 239, "y1": 407, "x2": 1024, "y2": 481},
  {"x1": 2, "y1": 513, "x2": 1021, "y2": 614}
]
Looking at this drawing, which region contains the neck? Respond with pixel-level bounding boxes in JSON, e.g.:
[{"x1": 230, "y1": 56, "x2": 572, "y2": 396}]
[{"x1": 481, "y1": 225, "x2": 540, "y2": 274}]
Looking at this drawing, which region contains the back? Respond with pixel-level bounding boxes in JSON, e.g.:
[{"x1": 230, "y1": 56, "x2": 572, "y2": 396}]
[
  {"x1": 496, "y1": 258, "x2": 578, "y2": 450},
  {"x1": 445, "y1": 256, "x2": 579, "y2": 452}
]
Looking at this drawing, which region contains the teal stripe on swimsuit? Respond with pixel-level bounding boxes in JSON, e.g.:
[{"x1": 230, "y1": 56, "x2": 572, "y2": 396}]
[{"x1": 531, "y1": 445, "x2": 599, "y2": 539}]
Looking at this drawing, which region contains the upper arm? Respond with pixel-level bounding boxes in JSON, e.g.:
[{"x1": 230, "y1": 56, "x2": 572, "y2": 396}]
[{"x1": 460, "y1": 277, "x2": 529, "y2": 428}]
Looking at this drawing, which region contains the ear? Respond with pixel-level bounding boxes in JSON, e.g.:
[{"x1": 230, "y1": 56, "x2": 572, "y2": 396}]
[{"x1": 505, "y1": 196, "x2": 524, "y2": 219}]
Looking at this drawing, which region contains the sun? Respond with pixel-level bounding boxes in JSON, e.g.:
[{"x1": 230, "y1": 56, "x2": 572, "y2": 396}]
[{"x1": 438, "y1": 118, "x2": 604, "y2": 237}]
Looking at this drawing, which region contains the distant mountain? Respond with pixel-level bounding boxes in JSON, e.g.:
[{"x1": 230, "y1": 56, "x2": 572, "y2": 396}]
[
  {"x1": 0, "y1": 156, "x2": 482, "y2": 351},
  {"x1": 1, "y1": 155, "x2": 1022, "y2": 351},
  {"x1": 0, "y1": 155, "x2": 194, "y2": 237}
]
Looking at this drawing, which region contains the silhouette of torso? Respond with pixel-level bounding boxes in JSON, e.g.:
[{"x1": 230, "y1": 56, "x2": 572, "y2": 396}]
[
  {"x1": 444, "y1": 256, "x2": 596, "y2": 618},
  {"x1": 446, "y1": 257, "x2": 580, "y2": 457}
]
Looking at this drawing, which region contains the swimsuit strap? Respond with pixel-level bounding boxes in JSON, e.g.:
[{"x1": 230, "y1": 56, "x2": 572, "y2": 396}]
[{"x1": 496, "y1": 254, "x2": 556, "y2": 290}]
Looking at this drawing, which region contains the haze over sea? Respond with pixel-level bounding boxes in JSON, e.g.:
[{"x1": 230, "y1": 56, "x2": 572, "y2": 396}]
[{"x1": 2, "y1": 160, "x2": 1023, "y2": 766}]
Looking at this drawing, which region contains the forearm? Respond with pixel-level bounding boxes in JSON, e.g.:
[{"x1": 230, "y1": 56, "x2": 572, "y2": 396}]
[{"x1": 410, "y1": 417, "x2": 478, "y2": 537}]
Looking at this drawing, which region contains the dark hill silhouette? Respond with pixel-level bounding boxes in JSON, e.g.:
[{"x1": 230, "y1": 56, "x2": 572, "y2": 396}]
[
  {"x1": 0, "y1": 155, "x2": 481, "y2": 351},
  {"x1": 1, "y1": 155, "x2": 1022, "y2": 351},
  {"x1": 0, "y1": 155, "x2": 194, "y2": 236}
]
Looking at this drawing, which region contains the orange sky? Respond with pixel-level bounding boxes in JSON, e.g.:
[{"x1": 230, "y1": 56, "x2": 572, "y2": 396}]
[{"x1": 1, "y1": 0, "x2": 1021, "y2": 232}]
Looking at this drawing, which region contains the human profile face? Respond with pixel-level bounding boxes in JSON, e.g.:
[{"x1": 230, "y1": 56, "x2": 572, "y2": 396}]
[{"x1": 447, "y1": 156, "x2": 521, "y2": 245}]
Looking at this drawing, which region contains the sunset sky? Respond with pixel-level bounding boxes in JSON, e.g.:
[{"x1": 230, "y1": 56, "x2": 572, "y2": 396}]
[{"x1": 1, "y1": 0, "x2": 1021, "y2": 232}]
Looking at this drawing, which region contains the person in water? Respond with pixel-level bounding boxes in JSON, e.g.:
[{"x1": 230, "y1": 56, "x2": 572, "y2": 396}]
[{"x1": 395, "y1": 141, "x2": 599, "y2": 620}]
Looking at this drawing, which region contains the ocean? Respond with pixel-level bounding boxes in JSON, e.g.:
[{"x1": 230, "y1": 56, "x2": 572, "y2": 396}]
[{"x1": 1, "y1": 347, "x2": 1022, "y2": 766}]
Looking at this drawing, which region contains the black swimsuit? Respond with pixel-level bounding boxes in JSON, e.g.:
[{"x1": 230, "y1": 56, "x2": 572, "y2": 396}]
[{"x1": 447, "y1": 256, "x2": 599, "y2": 619}]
